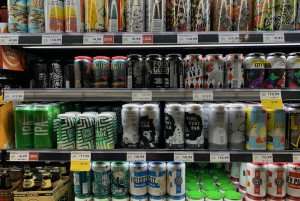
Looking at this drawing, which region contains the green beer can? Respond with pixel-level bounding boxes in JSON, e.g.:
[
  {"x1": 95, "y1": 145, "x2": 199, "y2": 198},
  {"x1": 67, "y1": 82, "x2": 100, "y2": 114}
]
[
  {"x1": 111, "y1": 161, "x2": 129, "y2": 198},
  {"x1": 76, "y1": 114, "x2": 95, "y2": 150},
  {"x1": 57, "y1": 113, "x2": 77, "y2": 150}
]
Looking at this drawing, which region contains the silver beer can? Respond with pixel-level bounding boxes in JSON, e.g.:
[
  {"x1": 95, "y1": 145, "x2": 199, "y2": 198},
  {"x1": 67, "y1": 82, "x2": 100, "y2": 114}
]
[
  {"x1": 126, "y1": 0, "x2": 145, "y2": 32},
  {"x1": 146, "y1": 0, "x2": 166, "y2": 32},
  {"x1": 122, "y1": 104, "x2": 140, "y2": 148}
]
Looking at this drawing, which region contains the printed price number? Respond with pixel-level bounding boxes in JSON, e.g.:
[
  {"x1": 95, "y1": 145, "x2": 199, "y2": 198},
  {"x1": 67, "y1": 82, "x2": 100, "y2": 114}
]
[
  {"x1": 177, "y1": 33, "x2": 198, "y2": 44},
  {"x1": 127, "y1": 152, "x2": 146, "y2": 162},
  {"x1": 132, "y1": 91, "x2": 152, "y2": 101},
  {"x1": 210, "y1": 152, "x2": 230, "y2": 163},
  {"x1": 0, "y1": 35, "x2": 19, "y2": 45},
  {"x1": 293, "y1": 153, "x2": 300, "y2": 163},
  {"x1": 174, "y1": 152, "x2": 194, "y2": 162},
  {"x1": 122, "y1": 34, "x2": 143, "y2": 44},
  {"x1": 253, "y1": 153, "x2": 273, "y2": 163},
  {"x1": 70, "y1": 151, "x2": 91, "y2": 172},
  {"x1": 83, "y1": 34, "x2": 103, "y2": 44},
  {"x1": 9, "y1": 151, "x2": 38, "y2": 161},
  {"x1": 260, "y1": 90, "x2": 282, "y2": 99},
  {"x1": 4, "y1": 90, "x2": 24, "y2": 102},
  {"x1": 260, "y1": 90, "x2": 283, "y2": 110},
  {"x1": 193, "y1": 91, "x2": 214, "y2": 101},
  {"x1": 263, "y1": 32, "x2": 285, "y2": 43},
  {"x1": 42, "y1": 34, "x2": 62, "y2": 45},
  {"x1": 218, "y1": 33, "x2": 240, "y2": 43}
]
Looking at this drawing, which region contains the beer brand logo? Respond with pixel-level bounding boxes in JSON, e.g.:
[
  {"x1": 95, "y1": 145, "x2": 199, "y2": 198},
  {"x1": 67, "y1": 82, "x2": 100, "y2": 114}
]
[
  {"x1": 275, "y1": 178, "x2": 284, "y2": 187},
  {"x1": 175, "y1": 176, "x2": 183, "y2": 186},
  {"x1": 252, "y1": 177, "x2": 262, "y2": 186}
]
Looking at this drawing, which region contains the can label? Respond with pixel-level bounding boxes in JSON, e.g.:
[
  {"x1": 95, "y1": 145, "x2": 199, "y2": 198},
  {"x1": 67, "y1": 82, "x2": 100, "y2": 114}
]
[
  {"x1": 8, "y1": 0, "x2": 28, "y2": 33},
  {"x1": 65, "y1": 0, "x2": 84, "y2": 32},
  {"x1": 76, "y1": 115, "x2": 95, "y2": 150},
  {"x1": 266, "y1": 109, "x2": 286, "y2": 150},
  {"x1": 254, "y1": 0, "x2": 275, "y2": 31},
  {"x1": 289, "y1": 113, "x2": 300, "y2": 149},
  {"x1": 208, "y1": 107, "x2": 227, "y2": 148},
  {"x1": 111, "y1": 58, "x2": 127, "y2": 88},
  {"x1": 130, "y1": 163, "x2": 147, "y2": 196},
  {"x1": 57, "y1": 114, "x2": 76, "y2": 150},
  {"x1": 167, "y1": 163, "x2": 185, "y2": 197},
  {"x1": 267, "y1": 166, "x2": 286, "y2": 197},
  {"x1": 191, "y1": 0, "x2": 210, "y2": 31},
  {"x1": 184, "y1": 55, "x2": 204, "y2": 88},
  {"x1": 287, "y1": 69, "x2": 300, "y2": 89},
  {"x1": 212, "y1": 0, "x2": 232, "y2": 31},
  {"x1": 94, "y1": 59, "x2": 110, "y2": 88},
  {"x1": 85, "y1": 0, "x2": 106, "y2": 32},
  {"x1": 148, "y1": 164, "x2": 166, "y2": 196},
  {"x1": 146, "y1": 0, "x2": 166, "y2": 32},
  {"x1": 28, "y1": 0, "x2": 45, "y2": 33},
  {"x1": 112, "y1": 165, "x2": 129, "y2": 197},
  {"x1": 93, "y1": 169, "x2": 111, "y2": 196},
  {"x1": 122, "y1": 106, "x2": 139, "y2": 148},
  {"x1": 150, "y1": 59, "x2": 170, "y2": 88},
  {"x1": 45, "y1": 0, "x2": 64, "y2": 33},
  {"x1": 95, "y1": 114, "x2": 116, "y2": 150},
  {"x1": 232, "y1": 0, "x2": 253, "y2": 31},
  {"x1": 49, "y1": 62, "x2": 63, "y2": 88},
  {"x1": 225, "y1": 54, "x2": 244, "y2": 88},
  {"x1": 126, "y1": 0, "x2": 145, "y2": 32},
  {"x1": 274, "y1": 0, "x2": 296, "y2": 30},
  {"x1": 204, "y1": 55, "x2": 224, "y2": 89},
  {"x1": 165, "y1": 108, "x2": 185, "y2": 149},
  {"x1": 287, "y1": 167, "x2": 300, "y2": 197},
  {"x1": 184, "y1": 110, "x2": 204, "y2": 149},
  {"x1": 107, "y1": 0, "x2": 126, "y2": 32},
  {"x1": 166, "y1": 0, "x2": 191, "y2": 32}
]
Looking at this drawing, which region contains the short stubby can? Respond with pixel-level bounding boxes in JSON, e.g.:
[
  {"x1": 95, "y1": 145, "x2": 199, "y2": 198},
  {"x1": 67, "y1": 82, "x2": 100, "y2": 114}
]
[
  {"x1": 166, "y1": 0, "x2": 191, "y2": 32},
  {"x1": 95, "y1": 112, "x2": 116, "y2": 150},
  {"x1": 244, "y1": 53, "x2": 266, "y2": 89},
  {"x1": 264, "y1": 52, "x2": 286, "y2": 89},
  {"x1": 111, "y1": 56, "x2": 128, "y2": 88},
  {"x1": 184, "y1": 54, "x2": 205, "y2": 88},
  {"x1": 287, "y1": 163, "x2": 300, "y2": 198},
  {"x1": 287, "y1": 52, "x2": 300, "y2": 89},
  {"x1": 274, "y1": 0, "x2": 296, "y2": 30},
  {"x1": 93, "y1": 56, "x2": 111, "y2": 88},
  {"x1": 27, "y1": 0, "x2": 45, "y2": 33},
  {"x1": 57, "y1": 113, "x2": 77, "y2": 150},
  {"x1": 246, "y1": 163, "x2": 267, "y2": 198},
  {"x1": 92, "y1": 161, "x2": 111, "y2": 197},
  {"x1": 148, "y1": 162, "x2": 167, "y2": 196},
  {"x1": 45, "y1": 0, "x2": 64, "y2": 33},
  {"x1": 167, "y1": 162, "x2": 185, "y2": 198},
  {"x1": 285, "y1": 104, "x2": 300, "y2": 150},
  {"x1": 111, "y1": 161, "x2": 129, "y2": 197},
  {"x1": 76, "y1": 114, "x2": 95, "y2": 150},
  {"x1": 225, "y1": 54, "x2": 244, "y2": 89},
  {"x1": 73, "y1": 171, "x2": 92, "y2": 196},
  {"x1": 122, "y1": 104, "x2": 140, "y2": 148},
  {"x1": 166, "y1": 54, "x2": 184, "y2": 88},
  {"x1": 245, "y1": 104, "x2": 267, "y2": 151},
  {"x1": 204, "y1": 54, "x2": 225, "y2": 89},
  {"x1": 146, "y1": 0, "x2": 166, "y2": 32},
  {"x1": 106, "y1": 0, "x2": 126, "y2": 32},
  {"x1": 64, "y1": 0, "x2": 85, "y2": 32},
  {"x1": 8, "y1": 0, "x2": 27, "y2": 33},
  {"x1": 129, "y1": 162, "x2": 148, "y2": 196},
  {"x1": 126, "y1": 0, "x2": 145, "y2": 32},
  {"x1": 85, "y1": 0, "x2": 106, "y2": 32},
  {"x1": 212, "y1": 0, "x2": 232, "y2": 31},
  {"x1": 128, "y1": 54, "x2": 144, "y2": 89},
  {"x1": 74, "y1": 56, "x2": 94, "y2": 88},
  {"x1": 254, "y1": 0, "x2": 275, "y2": 31},
  {"x1": 266, "y1": 163, "x2": 286, "y2": 198},
  {"x1": 190, "y1": 0, "x2": 210, "y2": 31},
  {"x1": 232, "y1": 0, "x2": 254, "y2": 31}
]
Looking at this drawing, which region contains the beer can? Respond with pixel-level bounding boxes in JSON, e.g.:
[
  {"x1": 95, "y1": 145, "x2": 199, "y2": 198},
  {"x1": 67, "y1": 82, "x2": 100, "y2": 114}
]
[
  {"x1": 266, "y1": 108, "x2": 286, "y2": 151},
  {"x1": 33, "y1": 59, "x2": 48, "y2": 88},
  {"x1": 128, "y1": 54, "x2": 144, "y2": 89},
  {"x1": 244, "y1": 53, "x2": 265, "y2": 89},
  {"x1": 45, "y1": 0, "x2": 64, "y2": 33},
  {"x1": 264, "y1": 53, "x2": 286, "y2": 89},
  {"x1": 190, "y1": 0, "x2": 210, "y2": 31},
  {"x1": 146, "y1": 0, "x2": 166, "y2": 32},
  {"x1": 225, "y1": 54, "x2": 244, "y2": 89},
  {"x1": 167, "y1": 162, "x2": 185, "y2": 197},
  {"x1": 93, "y1": 56, "x2": 111, "y2": 88},
  {"x1": 239, "y1": 163, "x2": 248, "y2": 192},
  {"x1": 148, "y1": 162, "x2": 167, "y2": 196},
  {"x1": 129, "y1": 162, "x2": 148, "y2": 196},
  {"x1": 64, "y1": 61, "x2": 75, "y2": 88},
  {"x1": 73, "y1": 171, "x2": 92, "y2": 196},
  {"x1": 57, "y1": 113, "x2": 77, "y2": 150},
  {"x1": 254, "y1": 0, "x2": 275, "y2": 31},
  {"x1": 166, "y1": 54, "x2": 183, "y2": 88},
  {"x1": 246, "y1": 163, "x2": 267, "y2": 198},
  {"x1": 201, "y1": 103, "x2": 210, "y2": 149},
  {"x1": 184, "y1": 54, "x2": 205, "y2": 88},
  {"x1": 85, "y1": 0, "x2": 106, "y2": 32},
  {"x1": 74, "y1": 56, "x2": 94, "y2": 88},
  {"x1": 106, "y1": 0, "x2": 126, "y2": 32},
  {"x1": 112, "y1": 106, "x2": 123, "y2": 148},
  {"x1": 27, "y1": 0, "x2": 45, "y2": 33},
  {"x1": 64, "y1": 0, "x2": 84, "y2": 32},
  {"x1": 111, "y1": 56, "x2": 128, "y2": 88},
  {"x1": 149, "y1": 196, "x2": 166, "y2": 201},
  {"x1": 122, "y1": 104, "x2": 140, "y2": 148},
  {"x1": 126, "y1": 0, "x2": 145, "y2": 32},
  {"x1": 131, "y1": 195, "x2": 148, "y2": 201},
  {"x1": 287, "y1": 52, "x2": 300, "y2": 89},
  {"x1": 244, "y1": 194, "x2": 266, "y2": 201},
  {"x1": 267, "y1": 163, "x2": 286, "y2": 198},
  {"x1": 230, "y1": 162, "x2": 241, "y2": 183},
  {"x1": 245, "y1": 104, "x2": 267, "y2": 151},
  {"x1": 76, "y1": 113, "x2": 95, "y2": 150},
  {"x1": 296, "y1": 1, "x2": 300, "y2": 30},
  {"x1": 139, "y1": 104, "x2": 160, "y2": 149},
  {"x1": 75, "y1": 195, "x2": 93, "y2": 201},
  {"x1": 285, "y1": 104, "x2": 300, "y2": 150},
  {"x1": 184, "y1": 104, "x2": 204, "y2": 149},
  {"x1": 92, "y1": 161, "x2": 111, "y2": 197},
  {"x1": 166, "y1": 0, "x2": 191, "y2": 32},
  {"x1": 8, "y1": 0, "x2": 27, "y2": 33},
  {"x1": 49, "y1": 60, "x2": 63, "y2": 88},
  {"x1": 287, "y1": 163, "x2": 300, "y2": 198},
  {"x1": 95, "y1": 112, "x2": 116, "y2": 150},
  {"x1": 225, "y1": 103, "x2": 246, "y2": 150},
  {"x1": 232, "y1": 0, "x2": 253, "y2": 31},
  {"x1": 164, "y1": 103, "x2": 185, "y2": 149},
  {"x1": 204, "y1": 54, "x2": 225, "y2": 89},
  {"x1": 212, "y1": 0, "x2": 232, "y2": 31},
  {"x1": 208, "y1": 104, "x2": 227, "y2": 150},
  {"x1": 111, "y1": 161, "x2": 129, "y2": 198},
  {"x1": 274, "y1": 0, "x2": 296, "y2": 30},
  {"x1": 145, "y1": 54, "x2": 169, "y2": 88}
]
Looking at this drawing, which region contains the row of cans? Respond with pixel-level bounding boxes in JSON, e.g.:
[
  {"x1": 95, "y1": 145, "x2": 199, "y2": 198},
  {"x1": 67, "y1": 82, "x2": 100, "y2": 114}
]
[{"x1": 74, "y1": 161, "x2": 185, "y2": 200}]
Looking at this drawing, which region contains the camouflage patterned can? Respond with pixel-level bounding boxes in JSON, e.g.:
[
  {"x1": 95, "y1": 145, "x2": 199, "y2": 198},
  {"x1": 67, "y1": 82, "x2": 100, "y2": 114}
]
[
  {"x1": 184, "y1": 54, "x2": 205, "y2": 88},
  {"x1": 166, "y1": 0, "x2": 191, "y2": 32},
  {"x1": 232, "y1": 0, "x2": 253, "y2": 31},
  {"x1": 204, "y1": 54, "x2": 225, "y2": 89},
  {"x1": 212, "y1": 0, "x2": 232, "y2": 31},
  {"x1": 190, "y1": 0, "x2": 210, "y2": 31},
  {"x1": 274, "y1": 0, "x2": 296, "y2": 30},
  {"x1": 254, "y1": 0, "x2": 275, "y2": 31},
  {"x1": 8, "y1": 0, "x2": 28, "y2": 33}
]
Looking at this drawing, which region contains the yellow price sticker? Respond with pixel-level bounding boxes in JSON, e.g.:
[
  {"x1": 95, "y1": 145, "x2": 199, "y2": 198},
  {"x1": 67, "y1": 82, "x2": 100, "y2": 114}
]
[
  {"x1": 260, "y1": 91, "x2": 284, "y2": 110},
  {"x1": 70, "y1": 151, "x2": 91, "y2": 172}
]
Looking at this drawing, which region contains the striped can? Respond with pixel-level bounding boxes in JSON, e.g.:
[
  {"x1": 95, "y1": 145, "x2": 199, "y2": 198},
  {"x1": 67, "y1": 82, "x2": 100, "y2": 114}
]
[
  {"x1": 95, "y1": 112, "x2": 116, "y2": 150},
  {"x1": 267, "y1": 163, "x2": 286, "y2": 198},
  {"x1": 166, "y1": 0, "x2": 191, "y2": 32},
  {"x1": 85, "y1": 0, "x2": 106, "y2": 32},
  {"x1": 106, "y1": 0, "x2": 126, "y2": 32},
  {"x1": 167, "y1": 162, "x2": 185, "y2": 198},
  {"x1": 112, "y1": 162, "x2": 129, "y2": 198},
  {"x1": 146, "y1": 0, "x2": 166, "y2": 32},
  {"x1": 191, "y1": 0, "x2": 210, "y2": 31},
  {"x1": 45, "y1": 0, "x2": 64, "y2": 33},
  {"x1": 64, "y1": 0, "x2": 85, "y2": 32},
  {"x1": 254, "y1": 0, "x2": 275, "y2": 31},
  {"x1": 8, "y1": 0, "x2": 27, "y2": 33},
  {"x1": 57, "y1": 113, "x2": 77, "y2": 150},
  {"x1": 73, "y1": 171, "x2": 92, "y2": 196},
  {"x1": 148, "y1": 162, "x2": 167, "y2": 196},
  {"x1": 27, "y1": 0, "x2": 45, "y2": 33},
  {"x1": 126, "y1": 0, "x2": 145, "y2": 32},
  {"x1": 129, "y1": 162, "x2": 148, "y2": 196},
  {"x1": 92, "y1": 161, "x2": 111, "y2": 197},
  {"x1": 76, "y1": 114, "x2": 95, "y2": 150},
  {"x1": 184, "y1": 54, "x2": 205, "y2": 88}
]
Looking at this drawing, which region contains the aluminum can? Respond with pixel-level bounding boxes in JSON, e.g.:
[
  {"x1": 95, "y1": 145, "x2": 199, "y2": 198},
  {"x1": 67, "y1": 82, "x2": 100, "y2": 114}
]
[
  {"x1": 92, "y1": 161, "x2": 111, "y2": 197},
  {"x1": 266, "y1": 108, "x2": 286, "y2": 151},
  {"x1": 73, "y1": 171, "x2": 92, "y2": 196},
  {"x1": 126, "y1": 0, "x2": 145, "y2": 32},
  {"x1": 106, "y1": 0, "x2": 126, "y2": 32},
  {"x1": 111, "y1": 56, "x2": 128, "y2": 88},
  {"x1": 167, "y1": 162, "x2": 185, "y2": 197},
  {"x1": 76, "y1": 113, "x2": 95, "y2": 150},
  {"x1": 246, "y1": 163, "x2": 267, "y2": 198},
  {"x1": 184, "y1": 54, "x2": 205, "y2": 88},
  {"x1": 232, "y1": 0, "x2": 254, "y2": 31},
  {"x1": 265, "y1": 52, "x2": 286, "y2": 89},
  {"x1": 122, "y1": 104, "x2": 140, "y2": 148},
  {"x1": 145, "y1": 54, "x2": 169, "y2": 88},
  {"x1": 85, "y1": 0, "x2": 106, "y2": 32},
  {"x1": 190, "y1": 0, "x2": 210, "y2": 31},
  {"x1": 111, "y1": 161, "x2": 129, "y2": 198},
  {"x1": 204, "y1": 54, "x2": 225, "y2": 89},
  {"x1": 225, "y1": 103, "x2": 246, "y2": 150},
  {"x1": 93, "y1": 56, "x2": 111, "y2": 88},
  {"x1": 128, "y1": 54, "x2": 144, "y2": 89},
  {"x1": 287, "y1": 52, "x2": 300, "y2": 89},
  {"x1": 74, "y1": 56, "x2": 93, "y2": 88},
  {"x1": 45, "y1": 0, "x2": 64, "y2": 33},
  {"x1": 225, "y1": 54, "x2": 244, "y2": 89},
  {"x1": 164, "y1": 103, "x2": 185, "y2": 149},
  {"x1": 49, "y1": 60, "x2": 63, "y2": 88},
  {"x1": 287, "y1": 163, "x2": 300, "y2": 198},
  {"x1": 148, "y1": 162, "x2": 167, "y2": 196},
  {"x1": 244, "y1": 53, "x2": 265, "y2": 89},
  {"x1": 33, "y1": 59, "x2": 48, "y2": 88},
  {"x1": 230, "y1": 162, "x2": 240, "y2": 183},
  {"x1": 239, "y1": 163, "x2": 248, "y2": 192},
  {"x1": 27, "y1": 0, "x2": 45, "y2": 33},
  {"x1": 245, "y1": 104, "x2": 267, "y2": 150},
  {"x1": 112, "y1": 106, "x2": 123, "y2": 148},
  {"x1": 266, "y1": 163, "x2": 286, "y2": 198},
  {"x1": 166, "y1": 0, "x2": 191, "y2": 32},
  {"x1": 254, "y1": 0, "x2": 275, "y2": 31},
  {"x1": 166, "y1": 54, "x2": 184, "y2": 88},
  {"x1": 64, "y1": 61, "x2": 75, "y2": 88},
  {"x1": 57, "y1": 113, "x2": 77, "y2": 150},
  {"x1": 296, "y1": 1, "x2": 300, "y2": 30},
  {"x1": 274, "y1": 0, "x2": 296, "y2": 30},
  {"x1": 149, "y1": 196, "x2": 166, "y2": 201},
  {"x1": 201, "y1": 103, "x2": 210, "y2": 148},
  {"x1": 95, "y1": 112, "x2": 116, "y2": 150},
  {"x1": 245, "y1": 194, "x2": 266, "y2": 201},
  {"x1": 8, "y1": 0, "x2": 27, "y2": 33},
  {"x1": 285, "y1": 104, "x2": 300, "y2": 150},
  {"x1": 146, "y1": 0, "x2": 166, "y2": 32},
  {"x1": 184, "y1": 104, "x2": 204, "y2": 149},
  {"x1": 64, "y1": 0, "x2": 84, "y2": 32},
  {"x1": 139, "y1": 104, "x2": 160, "y2": 149},
  {"x1": 212, "y1": 0, "x2": 232, "y2": 31},
  {"x1": 129, "y1": 162, "x2": 147, "y2": 196}
]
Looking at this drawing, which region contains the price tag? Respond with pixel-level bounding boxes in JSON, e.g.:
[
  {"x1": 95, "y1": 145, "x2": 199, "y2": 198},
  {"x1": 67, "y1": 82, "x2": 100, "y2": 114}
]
[
  {"x1": 177, "y1": 33, "x2": 198, "y2": 44},
  {"x1": 253, "y1": 153, "x2": 273, "y2": 163},
  {"x1": 0, "y1": 35, "x2": 19, "y2": 45},
  {"x1": 260, "y1": 90, "x2": 283, "y2": 110},
  {"x1": 293, "y1": 153, "x2": 300, "y2": 163},
  {"x1": 193, "y1": 91, "x2": 214, "y2": 101},
  {"x1": 174, "y1": 152, "x2": 194, "y2": 162},
  {"x1": 83, "y1": 34, "x2": 103, "y2": 44},
  {"x1": 42, "y1": 34, "x2": 62, "y2": 45},
  {"x1": 132, "y1": 91, "x2": 152, "y2": 101},
  {"x1": 127, "y1": 152, "x2": 146, "y2": 162},
  {"x1": 219, "y1": 33, "x2": 240, "y2": 43},
  {"x1": 210, "y1": 152, "x2": 230, "y2": 163},
  {"x1": 4, "y1": 90, "x2": 24, "y2": 102},
  {"x1": 263, "y1": 32, "x2": 285, "y2": 43},
  {"x1": 122, "y1": 34, "x2": 143, "y2": 44},
  {"x1": 10, "y1": 151, "x2": 29, "y2": 161},
  {"x1": 70, "y1": 151, "x2": 91, "y2": 172}
]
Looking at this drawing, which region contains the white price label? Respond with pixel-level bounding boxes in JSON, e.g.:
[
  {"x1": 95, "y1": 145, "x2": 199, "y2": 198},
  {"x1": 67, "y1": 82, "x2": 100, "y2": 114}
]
[
  {"x1": 219, "y1": 33, "x2": 240, "y2": 43},
  {"x1": 0, "y1": 35, "x2": 19, "y2": 45},
  {"x1": 122, "y1": 34, "x2": 143, "y2": 44},
  {"x1": 132, "y1": 91, "x2": 152, "y2": 101},
  {"x1": 210, "y1": 152, "x2": 230, "y2": 163},
  {"x1": 174, "y1": 152, "x2": 194, "y2": 162},
  {"x1": 83, "y1": 34, "x2": 103, "y2": 44},
  {"x1": 127, "y1": 152, "x2": 146, "y2": 162},
  {"x1": 263, "y1": 32, "x2": 285, "y2": 43},
  {"x1": 10, "y1": 151, "x2": 29, "y2": 161},
  {"x1": 177, "y1": 33, "x2": 198, "y2": 44},
  {"x1": 260, "y1": 90, "x2": 282, "y2": 100},
  {"x1": 4, "y1": 90, "x2": 24, "y2": 102},
  {"x1": 253, "y1": 153, "x2": 273, "y2": 163},
  {"x1": 42, "y1": 34, "x2": 62, "y2": 45},
  {"x1": 293, "y1": 153, "x2": 300, "y2": 163},
  {"x1": 71, "y1": 151, "x2": 91, "y2": 161},
  {"x1": 193, "y1": 91, "x2": 214, "y2": 101}
]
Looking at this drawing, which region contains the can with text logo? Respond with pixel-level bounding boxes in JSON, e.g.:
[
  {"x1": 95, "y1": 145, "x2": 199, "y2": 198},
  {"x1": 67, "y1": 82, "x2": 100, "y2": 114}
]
[
  {"x1": 128, "y1": 54, "x2": 144, "y2": 89},
  {"x1": 76, "y1": 113, "x2": 95, "y2": 150},
  {"x1": 27, "y1": 0, "x2": 45, "y2": 33},
  {"x1": 166, "y1": 54, "x2": 184, "y2": 88},
  {"x1": 204, "y1": 54, "x2": 225, "y2": 88},
  {"x1": 95, "y1": 112, "x2": 116, "y2": 150},
  {"x1": 167, "y1": 162, "x2": 185, "y2": 198},
  {"x1": 287, "y1": 52, "x2": 300, "y2": 89},
  {"x1": 166, "y1": 0, "x2": 191, "y2": 32},
  {"x1": 126, "y1": 0, "x2": 145, "y2": 32},
  {"x1": 184, "y1": 54, "x2": 205, "y2": 88},
  {"x1": 274, "y1": 0, "x2": 296, "y2": 30},
  {"x1": 287, "y1": 163, "x2": 300, "y2": 199},
  {"x1": 146, "y1": 0, "x2": 166, "y2": 32},
  {"x1": 232, "y1": 0, "x2": 253, "y2": 31},
  {"x1": 45, "y1": 0, "x2": 64, "y2": 33},
  {"x1": 8, "y1": 0, "x2": 27, "y2": 33},
  {"x1": 146, "y1": 54, "x2": 169, "y2": 88},
  {"x1": 267, "y1": 163, "x2": 286, "y2": 198},
  {"x1": 225, "y1": 54, "x2": 244, "y2": 88},
  {"x1": 212, "y1": 0, "x2": 232, "y2": 31},
  {"x1": 246, "y1": 163, "x2": 267, "y2": 198},
  {"x1": 92, "y1": 161, "x2": 111, "y2": 197},
  {"x1": 265, "y1": 52, "x2": 286, "y2": 89},
  {"x1": 148, "y1": 162, "x2": 167, "y2": 196},
  {"x1": 93, "y1": 56, "x2": 111, "y2": 88},
  {"x1": 85, "y1": 0, "x2": 106, "y2": 32},
  {"x1": 244, "y1": 53, "x2": 266, "y2": 89},
  {"x1": 57, "y1": 113, "x2": 77, "y2": 150},
  {"x1": 112, "y1": 161, "x2": 129, "y2": 198},
  {"x1": 106, "y1": 0, "x2": 126, "y2": 32},
  {"x1": 254, "y1": 0, "x2": 275, "y2": 31},
  {"x1": 64, "y1": 0, "x2": 84, "y2": 32},
  {"x1": 111, "y1": 56, "x2": 128, "y2": 88},
  {"x1": 191, "y1": 0, "x2": 210, "y2": 31},
  {"x1": 129, "y1": 162, "x2": 148, "y2": 196}
]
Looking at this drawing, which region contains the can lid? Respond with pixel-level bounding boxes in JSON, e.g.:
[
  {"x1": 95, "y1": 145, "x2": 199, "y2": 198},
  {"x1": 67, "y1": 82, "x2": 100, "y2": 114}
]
[
  {"x1": 128, "y1": 54, "x2": 143, "y2": 58},
  {"x1": 224, "y1": 191, "x2": 242, "y2": 200},
  {"x1": 205, "y1": 191, "x2": 222, "y2": 200},
  {"x1": 146, "y1": 54, "x2": 163, "y2": 58},
  {"x1": 166, "y1": 54, "x2": 182, "y2": 57},
  {"x1": 112, "y1": 56, "x2": 128, "y2": 60},
  {"x1": 288, "y1": 52, "x2": 300, "y2": 56},
  {"x1": 246, "y1": 52, "x2": 265, "y2": 57},
  {"x1": 267, "y1": 52, "x2": 286, "y2": 57},
  {"x1": 94, "y1": 56, "x2": 111, "y2": 60},
  {"x1": 75, "y1": 56, "x2": 92, "y2": 60},
  {"x1": 187, "y1": 191, "x2": 205, "y2": 200}
]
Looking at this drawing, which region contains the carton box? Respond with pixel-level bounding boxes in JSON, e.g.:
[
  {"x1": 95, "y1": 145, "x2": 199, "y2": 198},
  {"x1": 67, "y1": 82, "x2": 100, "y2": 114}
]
[
  {"x1": 0, "y1": 46, "x2": 26, "y2": 72},
  {"x1": 0, "y1": 181, "x2": 22, "y2": 201}
]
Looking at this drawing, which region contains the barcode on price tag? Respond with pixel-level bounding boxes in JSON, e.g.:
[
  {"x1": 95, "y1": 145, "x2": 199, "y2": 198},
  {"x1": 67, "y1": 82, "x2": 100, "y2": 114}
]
[
  {"x1": 174, "y1": 152, "x2": 194, "y2": 162},
  {"x1": 218, "y1": 33, "x2": 240, "y2": 43},
  {"x1": 263, "y1": 32, "x2": 285, "y2": 43},
  {"x1": 132, "y1": 91, "x2": 152, "y2": 101},
  {"x1": 10, "y1": 151, "x2": 29, "y2": 161},
  {"x1": 0, "y1": 35, "x2": 19, "y2": 45},
  {"x1": 42, "y1": 34, "x2": 62, "y2": 45},
  {"x1": 122, "y1": 34, "x2": 143, "y2": 44},
  {"x1": 253, "y1": 153, "x2": 273, "y2": 163},
  {"x1": 293, "y1": 153, "x2": 300, "y2": 163},
  {"x1": 210, "y1": 152, "x2": 230, "y2": 163},
  {"x1": 4, "y1": 90, "x2": 24, "y2": 102},
  {"x1": 83, "y1": 34, "x2": 103, "y2": 44},
  {"x1": 70, "y1": 151, "x2": 91, "y2": 172},
  {"x1": 127, "y1": 152, "x2": 146, "y2": 162},
  {"x1": 177, "y1": 33, "x2": 198, "y2": 44},
  {"x1": 193, "y1": 91, "x2": 214, "y2": 101}
]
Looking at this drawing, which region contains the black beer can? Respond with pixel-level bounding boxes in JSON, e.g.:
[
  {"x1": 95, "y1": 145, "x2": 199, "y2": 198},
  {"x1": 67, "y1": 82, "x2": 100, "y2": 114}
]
[
  {"x1": 64, "y1": 60, "x2": 75, "y2": 88},
  {"x1": 166, "y1": 54, "x2": 184, "y2": 88},
  {"x1": 74, "y1": 56, "x2": 94, "y2": 88},
  {"x1": 49, "y1": 60, "x2": 63, "y2": 88},
  {"x1": 128, "y1": 54, "x2": 145, "y2": 88},
  {"x1": 34, "y1": 59, "x2": 48, "y2": 88}
]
